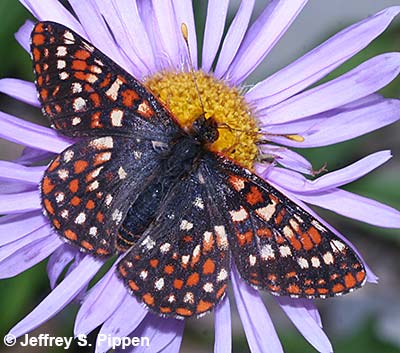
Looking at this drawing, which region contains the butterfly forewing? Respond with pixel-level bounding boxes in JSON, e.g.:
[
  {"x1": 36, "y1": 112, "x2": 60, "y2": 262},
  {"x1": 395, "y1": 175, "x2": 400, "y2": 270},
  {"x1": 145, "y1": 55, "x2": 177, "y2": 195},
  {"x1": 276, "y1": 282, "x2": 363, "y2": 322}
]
[
  {"x1": 118, "y1": 162, "x2": 230, "y2": 318},
  {"x1": 214, "y1": 157, "x2": 367, "y2": 298},
  {"x1": 31, "y1": 21, "x2": 180, "y2": 140}
]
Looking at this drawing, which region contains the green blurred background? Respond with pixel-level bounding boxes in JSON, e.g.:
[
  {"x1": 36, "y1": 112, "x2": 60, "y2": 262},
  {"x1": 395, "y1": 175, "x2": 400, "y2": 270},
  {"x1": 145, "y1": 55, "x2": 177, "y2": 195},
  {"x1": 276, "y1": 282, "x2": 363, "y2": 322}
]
[{"x1": 0, "y1": 1, "x2": 399, "y2": 352}]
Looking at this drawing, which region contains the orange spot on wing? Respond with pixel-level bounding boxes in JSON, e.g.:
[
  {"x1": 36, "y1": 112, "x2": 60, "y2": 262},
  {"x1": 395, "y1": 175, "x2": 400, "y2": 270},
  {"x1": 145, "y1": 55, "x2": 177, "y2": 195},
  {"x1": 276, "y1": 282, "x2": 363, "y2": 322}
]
[
  {"x1": 42, "y1": 176, "x2": 55, "y2": 194},
  {"x1": 64, "y1": 229, "x2": 78, "y2": 241},
  {"x1": 119, "y1": 265, "x2": 127, "y2": 277},
  {"x1": 275, "y1": 208, "x2": 286, "y2": 225},
  {"x1": 142, "y1": 293, "x2": 154, "y2": 306},
  {"x1": 176, "y1": 308, "x2": 192, "y2": 316},
  {"x1": 71, "y1": 196, "x2": 81, "y2": 206},
  {"x1": 288, "y1": 235, "x2": 302, "y2": 251},
  {"x1": 150, "y1": 259, "x2": 159, "y2": 268},
  {"x1": 48, "y1": 158, "x2": 60, "y2": 172},
  {"x1": 72, "y1": 59, "x2": 87, "y2": 71},
  {"x1": 164, "y1": 265, "x2": 174, "y2": 274},
  {"x1": 304, "y1": 288, "x2": 315, "y2": 295},
  {"x1": 286, "y1": 271, "x2": 297, "y2": 278},
  {"x1": 202, "y1": 259, "x2": 215, "y2": 274},
  {"x1": 74, "y1": 49, "x2": 91, "y2": 60},
  {"x1": 96, "y1": 248, "x2": 109, "y2": 256},
  {"x1": 332, "y1": 283, "x2": 345, "y2": 293},
  {"x1": 74, "y1": 160, "x2": 88, "y2": 173},
  {"x1": 268, "y1": 284, "x2": 281, "y2": 292},
  {"x1": 33, "y1": 48, "x2": 41, "y2": 61},
  {"x1": 52, "y1": 219, "x2": 61, "y2": 229},
  {"x1": 307, "y1": 226, "x2": 322, "y2": 245},
  {"x1": 160, "y1": 307, "x2": 172, "y2": 314},
  {"x1": 196, "y1": 300, "x2": 213, "y2": 313},
  {"x1": 186, "y1": 272, "x2": 199, "y2": 286},
  {"x1": 43, "y1": 199, "x2": 55, "y2": 215},
  {"x1": 257, "y1": 228, "x2": 272, "y2": 238},
  {"x1": 90, "y1": 93, "x2": 101, "y2": 107},
  {"x1": 69, "y1": 179, "x2": 79, "y2": 193},
  {"x1": 81, "y1": 240, "x2": 94, "y2": 250},
  {"x1": 287, "y1": 284, "x2": 301, "y2": 294},
  {"x1": 40, "y1": 89, "x2": 48, "y2": 100},
  {"x1": 96, "y1": 212, "x2": 104, "y2": 223},
  {"x1": 86, "y1": 200, "x2": 95, "y2": 209},
  {"x1": 216, "y1": 284, "x2": 227, "y2": 299},
  {"x1": 99, "y1": 73, "x2": 112, "y2": 88},
  {"x1": 317, "y1": 288, "x2": 328, "y2": 294},
  {"x1": 237, "y1": 231, "x2": 253, "y2": 246},
  {"x1": 90, "y1": 112, "x2": 103, "y2": 128},
  {"x1": 356, "y1": 270, "x2": 366, "y2": 283},
  {"x1": 121, "y1": 89, "x2": 139, "y2": 107},
  {"x1": 246, "y1": 186, "x2": 264, "y2": 205},
  {"x1": 32, "y1": 34, "x2": 45, "y2": 46},
  {"x1": 128, "y1": 279, "x2": 139, "y2": 291},
  {"x1": 173, "y1": 279, "x2": 184, "y2": 289},
  {"x1": 34, "y1": 22, "x2": 45, "y2": 33},
  {"x1": 344, "y1": 273, "x2": 356, "y2": 289},
  {"x1": 300, "y1": 232, "x2": 314, "y2": 250}
]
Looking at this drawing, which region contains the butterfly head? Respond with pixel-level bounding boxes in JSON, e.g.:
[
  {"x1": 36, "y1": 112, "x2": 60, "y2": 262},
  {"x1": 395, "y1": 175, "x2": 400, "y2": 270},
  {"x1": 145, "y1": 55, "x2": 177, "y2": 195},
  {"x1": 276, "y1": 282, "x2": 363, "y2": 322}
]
[{"x1": 191, "y1": 115, "x2": 219, "y2": 144}]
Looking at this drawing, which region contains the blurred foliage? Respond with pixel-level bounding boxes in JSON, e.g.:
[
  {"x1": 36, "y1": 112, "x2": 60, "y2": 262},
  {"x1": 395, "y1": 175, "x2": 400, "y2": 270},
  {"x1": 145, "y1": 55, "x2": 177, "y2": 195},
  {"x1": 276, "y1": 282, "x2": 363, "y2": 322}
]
[{"x1": 0, "y1": 2, "x2": 399, "y2": 353}]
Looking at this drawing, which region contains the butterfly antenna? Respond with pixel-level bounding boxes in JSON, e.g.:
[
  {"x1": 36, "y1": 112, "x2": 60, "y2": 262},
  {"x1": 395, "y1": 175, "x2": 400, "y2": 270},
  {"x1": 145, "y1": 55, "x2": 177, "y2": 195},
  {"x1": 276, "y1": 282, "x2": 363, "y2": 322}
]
[{"x1": 181, "y1": 23, "x2": 206, "y2": 115}]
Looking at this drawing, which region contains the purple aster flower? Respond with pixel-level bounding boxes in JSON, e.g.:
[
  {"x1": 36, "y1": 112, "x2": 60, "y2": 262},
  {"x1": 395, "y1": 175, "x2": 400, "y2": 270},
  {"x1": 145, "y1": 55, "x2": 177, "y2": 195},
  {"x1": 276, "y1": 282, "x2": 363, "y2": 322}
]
[{"x1": 1, "y1": 1, "x2": 400, "y2": 353}]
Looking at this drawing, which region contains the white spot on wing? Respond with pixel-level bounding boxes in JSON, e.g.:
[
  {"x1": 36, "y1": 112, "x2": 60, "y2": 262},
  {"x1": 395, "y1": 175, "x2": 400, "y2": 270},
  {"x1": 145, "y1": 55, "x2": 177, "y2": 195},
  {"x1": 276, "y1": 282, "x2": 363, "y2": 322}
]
[
  {"x1": 118, "y1": 166, "x2": 127, "y2": 179},
  {"x1": 229, "y1": 206, "x2": 249, "y2": 222},
  {"x1": 297, "y1": 257, "x2": 309, "y2": 269},
  {"x1": 180, "y1": 219, "x2": 193, "y2": 231},
  {"x1": 110, "y1": 109, "x2": 123, "y2": 126}
]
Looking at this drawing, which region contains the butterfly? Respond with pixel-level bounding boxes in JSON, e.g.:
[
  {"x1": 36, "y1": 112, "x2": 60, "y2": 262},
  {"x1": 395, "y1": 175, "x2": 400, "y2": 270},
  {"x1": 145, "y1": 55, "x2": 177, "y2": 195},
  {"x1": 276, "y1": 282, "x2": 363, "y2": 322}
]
[{"x1": 31, "y1": 21, "x2": 366, "y2": 318}]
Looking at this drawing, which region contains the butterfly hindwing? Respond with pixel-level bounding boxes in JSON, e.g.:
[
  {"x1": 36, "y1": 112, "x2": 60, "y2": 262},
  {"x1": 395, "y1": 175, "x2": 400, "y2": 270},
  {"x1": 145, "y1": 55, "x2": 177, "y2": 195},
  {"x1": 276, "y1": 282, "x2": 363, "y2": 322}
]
[
  {"x1": 117, "y1": 161, "x2": 230, "y2": 318},
  {"x1": 31, "y1": 21, "x2": 180, "y2": 140},
  {"x1": 214, "y1": 157, "x2": 367, "y2": 298},
  {"x1": 41, "y1": 136, "x2": 161, "y2": 256}
]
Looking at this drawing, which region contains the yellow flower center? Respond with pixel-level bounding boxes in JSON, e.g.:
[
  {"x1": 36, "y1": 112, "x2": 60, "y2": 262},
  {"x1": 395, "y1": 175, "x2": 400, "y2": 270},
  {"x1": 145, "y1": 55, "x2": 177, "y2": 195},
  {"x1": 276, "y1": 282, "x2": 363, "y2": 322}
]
[{"x1": 144, "y1": 70, "x2": 259, "y2": 169}]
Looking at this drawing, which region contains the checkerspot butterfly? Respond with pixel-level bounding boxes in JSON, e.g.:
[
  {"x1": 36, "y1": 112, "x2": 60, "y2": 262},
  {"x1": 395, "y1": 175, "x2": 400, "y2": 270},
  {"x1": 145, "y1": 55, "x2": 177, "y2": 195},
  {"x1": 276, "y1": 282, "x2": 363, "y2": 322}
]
[{"x1": 32, "y1": 21, "x2": 366, "y2": 318}]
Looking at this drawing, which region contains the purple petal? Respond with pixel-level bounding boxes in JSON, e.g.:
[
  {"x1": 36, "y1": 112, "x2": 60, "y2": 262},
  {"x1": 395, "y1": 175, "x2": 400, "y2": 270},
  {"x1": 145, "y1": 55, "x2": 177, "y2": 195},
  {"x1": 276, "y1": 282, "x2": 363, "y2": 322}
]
[
  {"x1": 299, "y1": 188, "x2": 400, "y2": 229},
  {"x1": 0, "y1": 235, "x2": 61, "y2": 279},
  {"x1": 151, "y1": 0, "x2": 184, "y2": 69},
  {"x1": 172, "y1": 0, "x2": 198, "y2": 69},
  {"x1": 158, "y1": 322, "x2": 184, "y2": 353},
  {"x1": 266, "y1": 151, "x2": 392, "y2": 194},
  {"x1": 226, "y1": 0, "x2": 308, "y2": 84},
  {"x1": 0, "y1": 111, "x2": 72, "y2": 153},
  {"x1": 0, "y1": 190, "x2": 41, "y2": 214},
  {"x1": 15, "y1": 20, "x2": 34, "y2": 52},
  {"x1": 201, "y1": 0, "x2": 229, "y2": 73},
  {"x1": 215, "y1": 0, "x2": 255, "y2": 78},
  {"x1": 75, "y1": 266, "x2": 127, "y2": 336},
  {"x1": 0, "y1": 211, "x2": 47, "y2": 246},
  {"x1": 19, "y1": 0, "x2": 86, "y2": 36},
  {"x1": 214, "y1": 296, "x2": 231, "y2": 353},
  {"x1": 46, "y1": 244, "x2": 76, "y2": 289},
  {"x1": 262, "y1": 53, "x2": 400, "y2": 124},
  {"x1": 117, "y1": 314, "x2": 184, "y2": 353},
  {"x1": 0, "y1": 161, "x2": 44, "y2": 184},
  {"x1": 9, "y1": 255, "x2": 103, "y2": 338},
  {"x1": 0, "y1": 79, "x2": 40, "y2": 107},
  {"x1": 0, "y1": 224, "x2": 53, "y2": 262},
  {"x1": 0, "y1": 181, "x2": 36, "y2": 195},
  {"x1": 96, "y1": 295, "x2": 148, "y2": 353},
  {"x1": 108, "y1": 0, "x2": 156, "y2": 75},
  {"x1": 13, "y1": 147, "x2": 54, "y2": 166},
  {"x1": 276, "y1": 297, "x2": 333, "y2": 353},
  {"x1": 231, "y1": 266, "x2": 283, "y2": 353},
  {"x1": 247, "y1": 6, "x2": 400, "y2": 108},
  {"x1": 258, "y1": 145, "x2": 313, "y2": 174},
  {"x1": 267, "y1": 97, "x2": 400, "y2": 148},
  {"x1": 67, "y1": 0, "x2": 132, "y2": 70}
]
